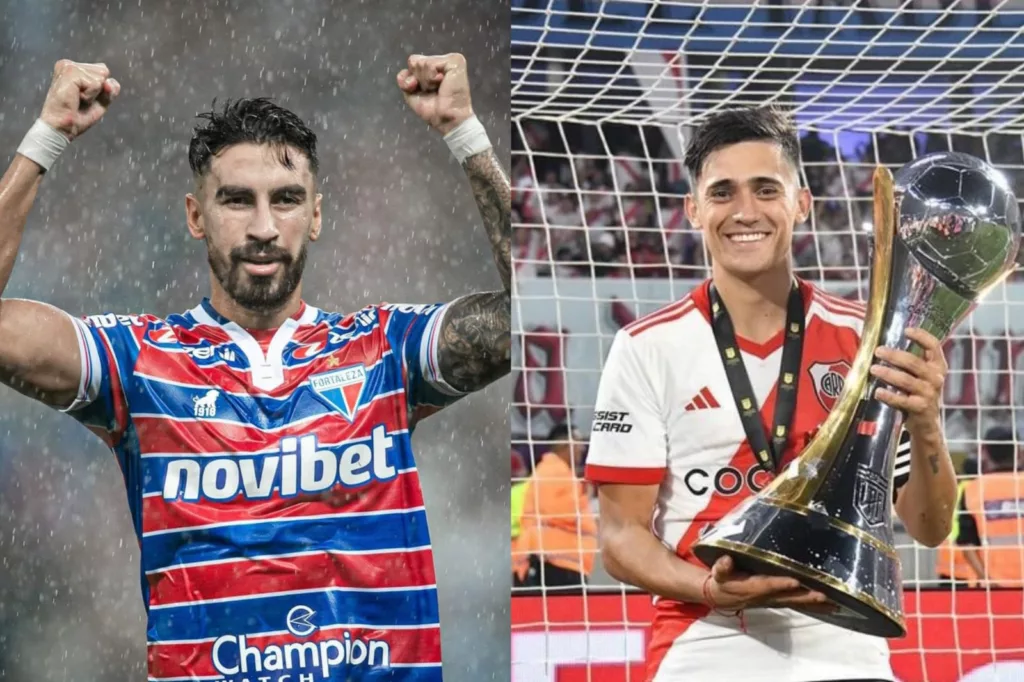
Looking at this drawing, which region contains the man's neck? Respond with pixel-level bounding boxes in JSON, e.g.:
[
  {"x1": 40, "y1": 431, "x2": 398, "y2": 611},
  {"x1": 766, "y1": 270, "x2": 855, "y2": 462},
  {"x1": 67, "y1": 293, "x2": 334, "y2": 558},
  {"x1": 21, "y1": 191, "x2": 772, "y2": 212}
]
[
  {"x1": 712, "y1": 265, "x2": 794, "y2": 344},
  {"x1": 208, "y1": 281, "x2": 304, "y2": 331}
]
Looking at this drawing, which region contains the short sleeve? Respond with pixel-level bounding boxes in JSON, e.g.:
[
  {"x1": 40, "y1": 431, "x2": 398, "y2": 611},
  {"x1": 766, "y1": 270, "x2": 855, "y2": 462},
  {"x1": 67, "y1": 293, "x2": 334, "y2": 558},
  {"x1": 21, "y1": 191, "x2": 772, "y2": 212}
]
[
  {"x1": 892, "y1": 427, "x2": 911, "y2": 502},
  {"x1": 61, "y1": 312, "x2": 143, "y2": 448},
  {"x1": 379, "y1": 302, "x2": 465, "y2": 420},
  {"x1": 585, "y1": 330, "x2": 668, "y2": 485}
]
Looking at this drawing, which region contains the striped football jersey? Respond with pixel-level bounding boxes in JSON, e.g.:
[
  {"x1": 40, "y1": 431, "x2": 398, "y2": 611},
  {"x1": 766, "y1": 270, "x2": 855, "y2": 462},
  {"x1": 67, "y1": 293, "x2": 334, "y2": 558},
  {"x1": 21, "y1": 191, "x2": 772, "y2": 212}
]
[{"x1": 62, "y1": 298, "x2": 460, "y2": 682}]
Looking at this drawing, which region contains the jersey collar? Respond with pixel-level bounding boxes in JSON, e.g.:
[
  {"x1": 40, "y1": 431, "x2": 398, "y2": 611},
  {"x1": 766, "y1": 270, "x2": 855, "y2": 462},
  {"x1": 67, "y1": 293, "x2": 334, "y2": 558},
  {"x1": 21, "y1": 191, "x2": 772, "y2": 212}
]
[
  {"x1": 196, "y1": 298, "x2": 313, "y2": 329},
  {"x1": 189, "y1": 298, "x2": 320, "y2": 391},
  {"x1": 691, "y1": 277, "x2": 814, "y2": 360}
]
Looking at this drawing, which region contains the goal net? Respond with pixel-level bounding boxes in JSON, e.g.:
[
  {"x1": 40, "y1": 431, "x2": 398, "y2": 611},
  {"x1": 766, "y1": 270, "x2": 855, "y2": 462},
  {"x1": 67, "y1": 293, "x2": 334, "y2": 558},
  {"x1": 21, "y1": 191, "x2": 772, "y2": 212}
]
[{"x1": 511, "y1": 1, "x2": 1024, "y2": 681}]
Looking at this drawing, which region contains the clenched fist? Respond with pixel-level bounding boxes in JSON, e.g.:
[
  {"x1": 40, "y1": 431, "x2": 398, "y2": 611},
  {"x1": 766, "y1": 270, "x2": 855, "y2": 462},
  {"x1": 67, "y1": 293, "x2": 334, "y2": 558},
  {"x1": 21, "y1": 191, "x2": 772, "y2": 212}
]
[
  {"x1": 39, "y1": 60, "x2": 120, "y2": 141},
  {"x1": 397, "y1": 53, "x2": 473, "y2": 135}
]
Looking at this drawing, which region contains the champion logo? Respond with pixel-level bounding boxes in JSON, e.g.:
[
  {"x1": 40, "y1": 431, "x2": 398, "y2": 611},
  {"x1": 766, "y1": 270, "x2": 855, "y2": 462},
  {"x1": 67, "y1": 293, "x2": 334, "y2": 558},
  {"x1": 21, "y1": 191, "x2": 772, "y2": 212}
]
[
  {"x1": 684, "y1": 386, "x2": 721, "y2": 411},
  {"x1": 285, "y1": 605, "x2": 317, "y2": 637},
  {"x1": 211, "y1": 602, "x2": 392, "y2": 677}
]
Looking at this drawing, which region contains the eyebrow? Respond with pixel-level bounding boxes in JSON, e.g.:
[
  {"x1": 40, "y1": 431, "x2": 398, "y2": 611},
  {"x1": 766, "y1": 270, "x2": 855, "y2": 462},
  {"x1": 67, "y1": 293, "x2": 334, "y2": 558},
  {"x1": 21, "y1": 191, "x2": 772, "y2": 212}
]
[
  {"x1": 214, "y1": 185, "x2": 308, "y2": 200},
  {"x1": 214, "y1": 185, "x2": 252, "y2": 201},
  {"x1": 704, "y1": 176, "x2": 784, "y2": 192},
  {"x1": 272, "y1": 185, "x2": 308, "y2": 198}
]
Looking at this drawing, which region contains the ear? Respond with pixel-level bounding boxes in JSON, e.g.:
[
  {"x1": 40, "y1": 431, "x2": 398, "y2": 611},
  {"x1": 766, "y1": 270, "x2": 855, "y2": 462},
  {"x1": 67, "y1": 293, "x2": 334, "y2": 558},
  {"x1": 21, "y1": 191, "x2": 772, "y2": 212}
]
[
  {"x1": 310, "y1": 193, "x2": 323, "y2": 242},
  {"x1": 186, "y1": 193, "x2": 205, "y2": 240},
  {"x1": 796, "y1": 187, "x2": 812, "y2": 224},
  {"x1": 684, "y1": 193, "x2": 702, "y2": 231}
]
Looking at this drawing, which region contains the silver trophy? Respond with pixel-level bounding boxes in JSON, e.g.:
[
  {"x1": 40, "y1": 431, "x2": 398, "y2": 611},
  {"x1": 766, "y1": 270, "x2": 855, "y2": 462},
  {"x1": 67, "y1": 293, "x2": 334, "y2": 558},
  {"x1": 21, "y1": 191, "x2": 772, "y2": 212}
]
[{"x1": 692, "y1": 152, "x2": 1021, "y2": 637}]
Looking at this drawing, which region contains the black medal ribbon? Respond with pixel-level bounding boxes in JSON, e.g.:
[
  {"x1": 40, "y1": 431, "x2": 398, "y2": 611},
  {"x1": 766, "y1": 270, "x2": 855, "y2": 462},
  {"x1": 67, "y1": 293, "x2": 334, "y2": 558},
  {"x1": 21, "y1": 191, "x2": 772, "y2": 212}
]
[{"x1": 708, "y1": 281, "x2": 805, "y2": 473}]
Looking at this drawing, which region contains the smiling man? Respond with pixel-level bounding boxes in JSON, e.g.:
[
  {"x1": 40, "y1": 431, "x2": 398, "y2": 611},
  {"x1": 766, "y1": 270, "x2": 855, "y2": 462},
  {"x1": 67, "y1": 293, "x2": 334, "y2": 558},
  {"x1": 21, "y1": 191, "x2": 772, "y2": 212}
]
[
  {"x1": 585, "y1": 106, "x2": 956, "y2": 682},
  {"x1": 0, "y1": 55, "x2": 509, "y2": 681}
]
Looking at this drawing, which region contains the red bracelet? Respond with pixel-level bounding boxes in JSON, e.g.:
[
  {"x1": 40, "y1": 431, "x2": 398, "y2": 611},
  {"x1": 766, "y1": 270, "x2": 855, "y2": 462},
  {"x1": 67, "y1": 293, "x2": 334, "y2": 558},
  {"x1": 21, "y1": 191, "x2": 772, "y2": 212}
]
[
  {"x1": 702, "y1": 574, "x2": 735, "y2": 615},
  {"x1": 702, "y1": 573, "x2": 747, "y2": 632}
]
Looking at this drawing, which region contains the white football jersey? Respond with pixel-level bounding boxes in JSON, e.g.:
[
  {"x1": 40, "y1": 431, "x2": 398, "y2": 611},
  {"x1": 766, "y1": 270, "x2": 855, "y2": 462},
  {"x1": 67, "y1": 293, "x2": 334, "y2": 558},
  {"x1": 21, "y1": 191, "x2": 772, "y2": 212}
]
[{"x1": 586, "y1": 278, "x2": 911, "y2": 682}]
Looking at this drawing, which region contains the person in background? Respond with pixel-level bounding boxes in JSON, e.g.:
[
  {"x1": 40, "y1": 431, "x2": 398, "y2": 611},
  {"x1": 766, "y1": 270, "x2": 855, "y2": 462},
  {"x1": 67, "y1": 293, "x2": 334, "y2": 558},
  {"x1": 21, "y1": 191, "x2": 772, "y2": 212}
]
[
  {"x1": 957, "y1": 425, "x2": 1024, "y2": 587},
  {"x1": 511, "y1": 449, "x2": 530, "y2": 547},
  {"x1": 513, "y1": 424, "x2": 597, "y2": 588},
  {"x1": 934, "y1": 450, "x2": 979, "y2": 589}
]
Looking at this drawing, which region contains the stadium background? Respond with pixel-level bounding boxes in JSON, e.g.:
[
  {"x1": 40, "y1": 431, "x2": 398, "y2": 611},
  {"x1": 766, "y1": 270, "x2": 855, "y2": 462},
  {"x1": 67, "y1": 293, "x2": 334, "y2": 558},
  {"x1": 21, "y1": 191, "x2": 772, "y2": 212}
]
[
  {"x1": 512, "y1": 1, "x2": 1024, "y2": 680},
  {"x1": 0, "y1": 1, "x2": 510, "y2": 680}
]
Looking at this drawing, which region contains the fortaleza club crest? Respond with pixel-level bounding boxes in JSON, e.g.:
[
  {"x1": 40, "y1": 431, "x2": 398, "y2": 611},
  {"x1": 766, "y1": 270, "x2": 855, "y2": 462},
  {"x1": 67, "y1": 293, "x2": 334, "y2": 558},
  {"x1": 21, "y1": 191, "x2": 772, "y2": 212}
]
[
  {"x1": 310, "y1": 364, "x2": 366, "y2": 422},
  {"x1": 808, "y1": 360, "x2": 851, "y2": 411}
]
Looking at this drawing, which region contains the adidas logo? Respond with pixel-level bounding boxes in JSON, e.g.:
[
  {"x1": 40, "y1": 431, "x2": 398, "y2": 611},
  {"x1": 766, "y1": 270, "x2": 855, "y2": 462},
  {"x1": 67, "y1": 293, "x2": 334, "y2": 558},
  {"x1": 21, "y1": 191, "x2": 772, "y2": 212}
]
[{"x1": 684, "y1": 386, "x2": 721, "y2": 412}]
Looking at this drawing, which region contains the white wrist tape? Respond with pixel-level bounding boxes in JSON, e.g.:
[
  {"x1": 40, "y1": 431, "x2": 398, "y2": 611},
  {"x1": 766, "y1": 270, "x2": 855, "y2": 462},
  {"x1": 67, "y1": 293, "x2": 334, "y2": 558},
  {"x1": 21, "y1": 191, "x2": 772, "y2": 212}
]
[
  {"x1": 444, "y1": 115, "x2": 491, "y2": 164},
  {"x1": 17, "y1": 119, "x2": 70, "y2": 172}
]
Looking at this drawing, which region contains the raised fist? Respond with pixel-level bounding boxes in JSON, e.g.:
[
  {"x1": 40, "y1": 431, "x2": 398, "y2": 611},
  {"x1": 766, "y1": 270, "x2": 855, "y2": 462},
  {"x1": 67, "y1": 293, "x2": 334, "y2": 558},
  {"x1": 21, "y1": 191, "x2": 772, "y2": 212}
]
[
  {"x1": 397, "y1": 53, "x2": 473, "y2": 136},
  {"x1": 39, "y1": 60, "x2": 120, "y2": 140}
]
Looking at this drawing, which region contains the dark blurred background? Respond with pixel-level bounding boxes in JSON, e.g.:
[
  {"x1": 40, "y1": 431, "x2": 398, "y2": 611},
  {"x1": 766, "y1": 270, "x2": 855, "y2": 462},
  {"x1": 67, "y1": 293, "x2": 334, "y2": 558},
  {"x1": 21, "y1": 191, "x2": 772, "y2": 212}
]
[{"x1": 0, "y1": 1, "x2": 510, "y2": 679}]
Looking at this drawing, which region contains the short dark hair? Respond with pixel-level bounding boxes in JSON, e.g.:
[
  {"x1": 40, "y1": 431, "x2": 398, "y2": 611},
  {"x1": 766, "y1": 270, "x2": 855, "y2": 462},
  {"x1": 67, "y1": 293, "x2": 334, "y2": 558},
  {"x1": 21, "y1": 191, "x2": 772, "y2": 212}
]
[
  {"x1": 984, "y1": 425, "x2": 1017, "y2": 471},
  {"x1": 547, "y1": 423, "x2": 573, "y2": 444},
  {"x1": 683, "y1": 105, "x2": 801, "y2": 185},
  {"x1": 188, "y1": 98, "x2": 319, "y2": 181}
]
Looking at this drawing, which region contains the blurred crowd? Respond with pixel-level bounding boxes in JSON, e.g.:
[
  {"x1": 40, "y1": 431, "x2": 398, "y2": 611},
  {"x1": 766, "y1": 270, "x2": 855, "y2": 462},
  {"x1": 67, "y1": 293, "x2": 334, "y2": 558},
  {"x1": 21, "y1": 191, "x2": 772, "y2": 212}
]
[
  {"x1": 0, "y1": 1, "x2": 509, "y2": 680},
  {"x1": 512, "y1": 118, "x2": 1024, "y2": 281}
]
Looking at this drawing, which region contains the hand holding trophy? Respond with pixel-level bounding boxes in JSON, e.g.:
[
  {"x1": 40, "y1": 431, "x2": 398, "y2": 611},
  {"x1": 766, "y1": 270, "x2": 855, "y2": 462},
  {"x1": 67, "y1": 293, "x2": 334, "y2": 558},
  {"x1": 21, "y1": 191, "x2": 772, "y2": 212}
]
[{"x1": 692, "y1": 152, "x2": 1022, "y2": 638}]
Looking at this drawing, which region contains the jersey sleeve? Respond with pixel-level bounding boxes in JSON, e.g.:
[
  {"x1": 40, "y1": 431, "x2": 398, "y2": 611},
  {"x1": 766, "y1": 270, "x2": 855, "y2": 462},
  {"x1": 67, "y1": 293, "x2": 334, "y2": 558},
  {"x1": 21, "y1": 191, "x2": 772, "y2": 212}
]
[
  {"x1": 379, "y1": 302, "x2": 466, "y2": 419},
  {"x1": 585, "y1": 330, "x2": 668, "y2": 485},
  {"x1": 60, "y1": 312, "x2": 143, "y2": 448},
  {"x1": 891, "y1": 427, "x2": 911, "y2": 503},
  {"x1": 893, "y1": 428, "x2": 911, "y2": 485}
]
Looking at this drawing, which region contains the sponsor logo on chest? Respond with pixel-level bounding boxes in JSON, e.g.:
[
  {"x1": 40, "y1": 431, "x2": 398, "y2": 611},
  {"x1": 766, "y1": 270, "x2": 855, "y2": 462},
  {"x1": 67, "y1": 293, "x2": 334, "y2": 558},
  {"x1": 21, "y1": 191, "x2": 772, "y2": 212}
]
[
  {"x1": 145, "y1": 326, "x2": 239, "y2": 364},
  {"x1": 212, "y1": 604, "x2": 391, "y2": 680},
  {"x1": 161, "y1": 425, "x2": 397, "y2": 502}
]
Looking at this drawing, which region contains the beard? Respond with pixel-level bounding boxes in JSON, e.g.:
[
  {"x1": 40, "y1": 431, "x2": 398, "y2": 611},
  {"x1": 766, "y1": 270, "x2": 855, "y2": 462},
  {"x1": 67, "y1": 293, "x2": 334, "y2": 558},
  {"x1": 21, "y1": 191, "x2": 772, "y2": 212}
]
[{"x1": 207, "y1": 239, "x2": 308, "y2": 313}]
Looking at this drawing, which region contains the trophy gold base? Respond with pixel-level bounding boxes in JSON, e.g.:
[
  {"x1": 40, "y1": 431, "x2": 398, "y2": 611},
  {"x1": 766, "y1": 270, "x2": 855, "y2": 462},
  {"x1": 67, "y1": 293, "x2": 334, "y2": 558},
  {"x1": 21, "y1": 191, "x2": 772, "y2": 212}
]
[{"x1": 691, "y1": 498, "x2": 906, "y2": 638}]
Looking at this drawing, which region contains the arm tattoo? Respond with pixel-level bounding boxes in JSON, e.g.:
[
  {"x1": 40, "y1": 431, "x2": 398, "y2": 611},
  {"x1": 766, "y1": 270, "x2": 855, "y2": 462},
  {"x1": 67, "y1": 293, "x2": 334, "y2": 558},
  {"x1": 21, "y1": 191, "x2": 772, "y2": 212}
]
[
  {"x1": 462, "y1": 148, "x2": 511, "y2": 293},
  {"x1": 928, "y1": 454, "x2": 940, "y2": 475},
  {"x1": 434, "y1": 146, "x2": 512, "y2": 395},
  {"x1": 437, "y1": 290, "x2": 511, "y2": 393}
]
